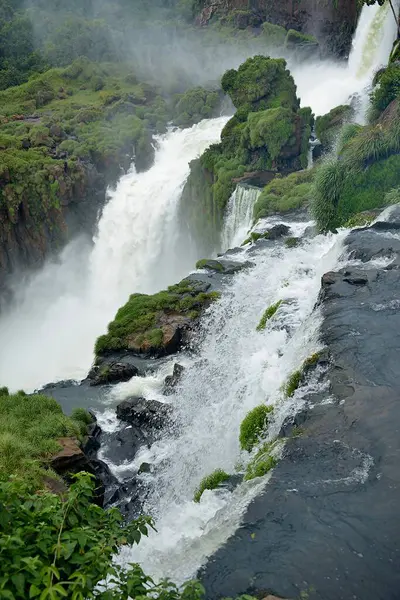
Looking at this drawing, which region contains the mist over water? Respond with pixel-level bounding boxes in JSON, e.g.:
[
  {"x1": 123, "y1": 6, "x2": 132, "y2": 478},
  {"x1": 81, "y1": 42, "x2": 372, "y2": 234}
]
[{"x1": 0, "y1": 1, "x2": 396, "y2": 394}]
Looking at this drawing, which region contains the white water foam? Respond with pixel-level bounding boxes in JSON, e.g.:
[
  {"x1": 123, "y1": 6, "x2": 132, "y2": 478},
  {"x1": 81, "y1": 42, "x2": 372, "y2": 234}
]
[
  {"x1": 0, "y1": 118, "x2": 227, "y2": 391},
  {"x1": 112, "y1": 225, "x2": 346, "y2": 583},
  {"x1": 221, "y1": 186, "x2": 261, "y2": 251}
]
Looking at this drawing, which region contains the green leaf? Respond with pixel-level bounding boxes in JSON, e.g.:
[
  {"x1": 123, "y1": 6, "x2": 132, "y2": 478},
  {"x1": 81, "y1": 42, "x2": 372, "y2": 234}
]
[
  {"x1": 11, "y1": 574, "x2": 24, "y2": 596},
  {"x1": 29, "y1": 585, "x2": 41, "y2": 599}
]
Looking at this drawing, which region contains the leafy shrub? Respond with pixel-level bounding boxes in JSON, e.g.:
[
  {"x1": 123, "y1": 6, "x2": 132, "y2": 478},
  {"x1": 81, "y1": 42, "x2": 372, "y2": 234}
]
[
  {"x1": 315, "y1": 104, "x2": 354, "y2": 151},
  {"x1": 0, "y1": 473, "x2": 208, "y2": 599},
  {"x1": 174, "y1": 87, "x2": 220, "y2": 128},
  {"x1": 370, "y1": 64, "x2": 400, "y2": 118},
  {"x1": 239, "y1": 404, "x2": 274, "y2": 452},
  {"x1": 193, "y1": 469, "x2": 230, "y2": 502}
]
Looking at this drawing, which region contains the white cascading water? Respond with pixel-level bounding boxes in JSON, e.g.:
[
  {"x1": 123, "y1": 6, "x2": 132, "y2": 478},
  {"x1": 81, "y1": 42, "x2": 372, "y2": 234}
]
[
  {"x1": 108, "y1": 224, "x2": 346, "y2": 583},
  {"x1": 293, "y1": 0, "x2": 399, "y2": 117},
  {"x1": 221, "y1": 185, "x2": 261, "y2": 251},
  {"x1": 0, "y1": 3, "x2": 394, "y2": 392},
  {"x1": 0, "y1": 118, "x2": 227, "y2": 391}
]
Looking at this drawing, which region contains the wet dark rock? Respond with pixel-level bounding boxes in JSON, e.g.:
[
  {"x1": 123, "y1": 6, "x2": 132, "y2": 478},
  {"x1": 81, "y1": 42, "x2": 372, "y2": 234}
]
[
  {"x1": 39, "y1": 379, "x2": 79, "y2": 391},
  {"x1": 262, "y1": 224, "x2": 291, "y2": 240},
  {"x1": 196, "y1": 258, "x2": 254, "y2": 275},
  {"x1": 88, "y1": 360, "x2": 140, "y2": 386},
  {"x1": 201, "y1": 223, "x2": 400, "y2": 599},
  {"x1": 81, "y1": 413, "x2": 102, "y2": 457},
  {"x1": 116, "y1": 397, "x2": 171, "y2": 428},
  {"x1": 164, "y1": 363, "x2": 185, "y2": 395},
  {"x1": 138, "y1": 462, "x2": 151, "y2": 474},
  {"x1": 218, "y1": 473, "x2": 243, "y2": 493}
]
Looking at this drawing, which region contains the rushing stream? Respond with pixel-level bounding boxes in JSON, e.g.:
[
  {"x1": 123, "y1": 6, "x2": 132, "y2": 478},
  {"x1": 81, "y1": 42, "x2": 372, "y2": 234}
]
[{"x1": 0, "y1": 0, "x2": 398, "y2": 590}]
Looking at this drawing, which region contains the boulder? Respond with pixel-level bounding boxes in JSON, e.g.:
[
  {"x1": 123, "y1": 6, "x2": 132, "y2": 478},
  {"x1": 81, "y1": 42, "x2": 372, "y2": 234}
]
[
  {"x1": 196, "y1": 258, "x2": 254, "y2": 274},
  {"x1": 88, "y1": 361, "x2": 140, "y2": 386},
  {"x1": 116, "y1": 397, "x2": 171, "y2": 429}
]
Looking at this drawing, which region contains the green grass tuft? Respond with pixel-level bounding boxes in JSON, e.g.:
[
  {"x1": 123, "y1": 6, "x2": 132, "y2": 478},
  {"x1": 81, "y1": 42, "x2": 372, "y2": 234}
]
[
  {"x1": 239, "y1": 404, "x2": 274, "y2": 452},
  {"x1": 256, "y1": 300, "x2": 282, "y2": 331},
  {"x1": 194, "y1": 469, "x2": 230, "y2": 503},
  {"x1": 244, "y1": 441, "x2": 278, "y2": 481}
]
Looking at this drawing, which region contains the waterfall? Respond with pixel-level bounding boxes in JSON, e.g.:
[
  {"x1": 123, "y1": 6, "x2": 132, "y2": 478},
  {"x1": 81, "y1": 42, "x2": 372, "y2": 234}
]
[
  {"x1": 106, "y1": 223, "x2": 346, "y2": 583},
  {"x1": 0, "y1": 118, "x2": 227, "y2": 391},
  {"x1": 220, "y1": 186, "x2": 261, "y2": 252},
  {"x1": 293, "y1": 1, "x2": 398, "y2": 117}
]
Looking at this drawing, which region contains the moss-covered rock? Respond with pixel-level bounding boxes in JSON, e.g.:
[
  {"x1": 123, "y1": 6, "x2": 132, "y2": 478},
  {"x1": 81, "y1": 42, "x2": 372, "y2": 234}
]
[
  {"x1": 262, "y1": 21, "x2": 287, "y2": 46},
  {"x1": 284, "y1": 29, "x2": 319, "y2": 59},
  {"x1": 254, "y1": 170, "x2": 313, "y2": 222},
  {"x1": 244, "y1": 440, "x2": 279, "y2": 481},
  {"x1": 196, "y1": 257, "x2": 253, "y2": 274},
  {"x1": 284, "y1": 352, "x2": 323, "y2": 397},
  {"x1": 95, "y1": 278, "x2": 220, "y2": 358},
  {"x1": 239, "y1": 404, "x2": 274, "y2": 452},
  {"x1": 315, "y1": 104, "x2": 355, "y2": 153},
  {"x1": 221, "y1": 55, "x2": 299, "y2": 112}
]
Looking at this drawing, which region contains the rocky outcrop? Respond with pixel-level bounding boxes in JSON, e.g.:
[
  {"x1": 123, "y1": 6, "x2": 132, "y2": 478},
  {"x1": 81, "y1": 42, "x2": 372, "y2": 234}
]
[
  {"x1": 87, "y1": 360, "x2": 141, "y2": 386},
  {"x1": 195, "y1": 0, "x2": 358, "y2": 57},
  {"x1": 116, "y1": 397, "x2": 171, "y2": 428},
  {"x1": 200, "y1": 209, "x2": 400, "y2": 599}
]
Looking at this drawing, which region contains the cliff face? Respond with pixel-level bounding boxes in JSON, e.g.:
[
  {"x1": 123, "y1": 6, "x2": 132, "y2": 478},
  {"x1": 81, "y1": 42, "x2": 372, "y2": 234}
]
[{"x1": 195, "y1": 0, "x2": 358, "y2": 56}]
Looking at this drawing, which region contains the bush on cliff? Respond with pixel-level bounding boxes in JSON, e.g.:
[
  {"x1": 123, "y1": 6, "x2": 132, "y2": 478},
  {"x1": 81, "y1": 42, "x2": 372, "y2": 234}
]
[
  {"x1": 0, "y1": 389, "x2": 91, "y2": 486},
  {"x1": 315, "y1": 104, "x2": 355, "y2": 152},
  {"x1": 312, "y1": 95, "x2": 400, "y2": 231}
]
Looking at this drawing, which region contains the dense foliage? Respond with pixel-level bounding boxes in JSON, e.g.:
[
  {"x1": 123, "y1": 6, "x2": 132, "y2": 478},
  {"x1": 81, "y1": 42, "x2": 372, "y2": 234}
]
[
  {"x1": 0, "y1": 473, "x2": 209, "y2": 599},
  {"x1": 0, "y1": 388, "x2": 91, "y2": 486}
]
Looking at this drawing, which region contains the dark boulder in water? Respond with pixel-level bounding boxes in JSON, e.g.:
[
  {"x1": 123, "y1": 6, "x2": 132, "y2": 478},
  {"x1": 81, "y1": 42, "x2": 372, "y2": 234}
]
[
  {"x1": 116, "y1": 397, "x2": 171, "y2": 429},
  {"x1": 88, "y1": 360, "x2": 140, "y2": 386}
]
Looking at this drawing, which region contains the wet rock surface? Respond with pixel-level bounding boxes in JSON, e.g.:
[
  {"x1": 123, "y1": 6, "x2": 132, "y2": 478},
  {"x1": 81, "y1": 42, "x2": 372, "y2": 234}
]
[{"x1": 201, "y1": 212, "x2": 400, "y2": 599}]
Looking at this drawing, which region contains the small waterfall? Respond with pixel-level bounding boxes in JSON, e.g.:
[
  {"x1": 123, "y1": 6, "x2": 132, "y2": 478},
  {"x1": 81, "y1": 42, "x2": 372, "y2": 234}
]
[{"x1": 221, "y1": 186, "x2": 261, "y2": 252}]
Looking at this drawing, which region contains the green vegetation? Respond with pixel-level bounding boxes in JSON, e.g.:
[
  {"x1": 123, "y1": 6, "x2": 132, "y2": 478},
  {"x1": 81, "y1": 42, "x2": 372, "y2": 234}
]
[
  {"x1": 239, "y1": 404, "x2": 274, "y2": 452},
  {"x1": 315, "y1": 104, "x2": 355, "y2": 152},
  {"x1": 253, "y1": 170, "x2": 313, "y2": 221},
  {"x1": 0, "y1": 473, "x2": 208, "y2": 599},
  {"x1": 312, "y1": 91, "x2": 400, "y2": 231},
  {"x1": 188, "y1": 55, "x2": 313, "y2": 222},
  {"x1": 173, "y1": 87, "x2": 220, "y2": 128},
  {"x1": 256, "y1": 300, "x2": 282, "y2": 331},
  {"x1": 244, "y1": 441, "x2": 278, "y2": 481},
  {"x1": 284, "y1": 352, "x2": 322, "y2": 397},
  {"x1": 284, "y1": 29, "x2": 319, "y2": 56},
  {"x1": 262, "y1": 21, "x2": 287, "y2": 46},
  {"x1": 193, "y1": 469, "x2": 230, "y2": 502},
  {"x1": 196, "y1": 258, "x2": 224, "y2": 272},
  {"x1": 344, "y1": 211, "x2": 377, "y2": 228},
  {"x1": 95, "y1": 278, "x2": 220, "y2": 356},
  {"x1": 0, "y1": 389, "x2": 91, "y2": 486},
  {"x1": 285, "y1": 236, "x2": 300, "y2": 248}
]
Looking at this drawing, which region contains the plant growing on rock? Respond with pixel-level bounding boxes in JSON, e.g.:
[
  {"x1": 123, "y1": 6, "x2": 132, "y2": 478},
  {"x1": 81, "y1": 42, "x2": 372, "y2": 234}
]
[
  {"x1": 194, "y1": 469, "x2": 230, "y2": 502},
  {"x1": 256, "y1": 300, "x2": 282, "y2": 331},
  {"x1": 239, "y1": 405, "x2": 274, "y2": 452}
]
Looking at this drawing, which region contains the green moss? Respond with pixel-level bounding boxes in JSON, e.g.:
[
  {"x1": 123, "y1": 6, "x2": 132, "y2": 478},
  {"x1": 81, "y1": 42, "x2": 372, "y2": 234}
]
[
  {"x1": 95, "y1": 278, "x2": 219, "y2": 356},
  {"x1": 196, "y1": 259, "x2": 224, "y2": 272},
  {"x1": 244, "y1": 441, "x2": 278, "y2": 481},
  {"x1": 246, "y1": 107, "x2": 296, "y2": 160},
  {"x1": 285, "y1": 352, "x2": 322, "y2": 397},
  {"x1": 194, "y1": 469, "x2": 230, "y2": 503},
  {"x1": 239, "y1": 404, "x2": 274, "y2": 452},
  {"x1": 285, "y1": 29, "x2": 319, "y2": 49},
  {"x1": 285, "y1": 237, "x2": 299, "y2": 248},
  {"x1": 254, "y1": 170, "x2": 313, "y2": 222},
  {"x1": 344, "y1": 211, "x2": 376, "y2": 228},
  {"x1": 256, "y1": 300, "x2": 282, "y2": 331},
  {"x1": 221, "y1": 55, "x2": 299, "y2": 112},
  {"x1": 315, "y1": 104, "x2": 355, "y2": 151},
  {"x1": 0, "y1": 391, "x2": 88, "y2": 487}
]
